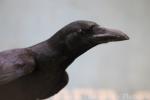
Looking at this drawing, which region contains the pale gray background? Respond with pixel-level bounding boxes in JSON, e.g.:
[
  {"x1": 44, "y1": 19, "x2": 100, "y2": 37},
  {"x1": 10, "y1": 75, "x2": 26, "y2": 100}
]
[{"x1": 0, "y1": 0, "x2": 149, "y2": 99}]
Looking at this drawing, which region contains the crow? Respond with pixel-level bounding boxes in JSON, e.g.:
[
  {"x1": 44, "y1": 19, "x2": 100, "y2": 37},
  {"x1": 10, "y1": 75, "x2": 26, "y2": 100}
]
[{"x1": 0, "y1": 20, "x2": 129, "y2": 100}]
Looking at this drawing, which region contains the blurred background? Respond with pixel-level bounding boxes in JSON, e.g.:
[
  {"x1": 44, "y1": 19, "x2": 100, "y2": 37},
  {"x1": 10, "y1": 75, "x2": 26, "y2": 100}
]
[{"x1": 0, "y1": 0, "x2": 150, "y2": 99}]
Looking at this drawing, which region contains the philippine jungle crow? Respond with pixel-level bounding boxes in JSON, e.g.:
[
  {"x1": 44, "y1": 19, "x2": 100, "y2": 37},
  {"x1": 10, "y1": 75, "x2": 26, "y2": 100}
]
[{"x1": 0, "y1": 20, "x2": 129, "y2": 100}]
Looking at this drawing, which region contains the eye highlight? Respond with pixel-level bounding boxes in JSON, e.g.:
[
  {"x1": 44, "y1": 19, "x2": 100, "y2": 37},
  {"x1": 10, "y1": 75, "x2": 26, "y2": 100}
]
[{"x1": 77, "y1": 29, "x2": 82, "y2": 33}]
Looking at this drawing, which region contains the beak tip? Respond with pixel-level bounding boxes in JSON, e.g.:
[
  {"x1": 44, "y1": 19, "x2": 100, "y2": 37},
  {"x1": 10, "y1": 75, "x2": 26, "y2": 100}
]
[
  {"x1": 122, "y1": 34, "x2": 129, "y2": 40},
  {"x1": 107, "y1": 28, "x2": 130, "y2": 41}
]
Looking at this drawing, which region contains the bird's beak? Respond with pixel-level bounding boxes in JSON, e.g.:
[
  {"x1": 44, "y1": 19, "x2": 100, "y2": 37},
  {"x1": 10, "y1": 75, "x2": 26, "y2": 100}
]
[{"x1": 92, "y1": 26, "x2": 129, "y2": 43}]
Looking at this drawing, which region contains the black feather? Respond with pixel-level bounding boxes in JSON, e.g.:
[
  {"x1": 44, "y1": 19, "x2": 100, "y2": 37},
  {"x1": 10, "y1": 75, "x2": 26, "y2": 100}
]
[{"x1": 0, "y1": 20, "x2": 129, "y2": 100}]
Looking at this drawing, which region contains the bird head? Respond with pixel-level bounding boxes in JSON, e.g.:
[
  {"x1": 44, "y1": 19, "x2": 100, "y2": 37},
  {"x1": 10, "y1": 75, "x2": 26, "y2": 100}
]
[{"x1": 51, "y1": 20, "x2": 129, "y2": 56}]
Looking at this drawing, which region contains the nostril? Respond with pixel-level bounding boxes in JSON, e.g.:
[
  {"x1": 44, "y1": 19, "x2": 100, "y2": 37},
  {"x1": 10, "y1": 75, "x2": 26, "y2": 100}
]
[{"x1": 93, "y1": 27, "x2": 106, "y2": 34}]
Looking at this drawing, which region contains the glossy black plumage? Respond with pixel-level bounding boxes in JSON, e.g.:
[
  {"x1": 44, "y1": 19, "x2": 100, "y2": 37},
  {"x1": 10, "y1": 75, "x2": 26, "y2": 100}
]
[{"x1": 0, "y1": 20, "x2": 129, "y2": 100}]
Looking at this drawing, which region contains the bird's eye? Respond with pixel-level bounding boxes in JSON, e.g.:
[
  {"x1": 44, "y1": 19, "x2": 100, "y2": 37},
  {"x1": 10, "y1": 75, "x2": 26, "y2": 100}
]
[{"x1": 77, "y1": 29, "x2": 82, "y2": 33}]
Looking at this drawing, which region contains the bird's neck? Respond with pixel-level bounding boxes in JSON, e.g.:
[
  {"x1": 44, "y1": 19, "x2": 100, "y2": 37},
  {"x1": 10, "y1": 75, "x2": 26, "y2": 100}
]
[
  {"x1": 30, "y1": 37, "x2": 94, "y2": 70},
  {"x1": 30, "y1": 40, "x2": 75, "y2": 70}
]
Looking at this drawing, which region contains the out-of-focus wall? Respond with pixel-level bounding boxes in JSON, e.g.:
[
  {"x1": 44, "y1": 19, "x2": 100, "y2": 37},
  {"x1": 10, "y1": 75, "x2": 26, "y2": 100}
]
[{"x1": 0, "y1": 0, "x2": 150, "y2": 99}]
